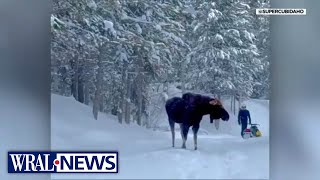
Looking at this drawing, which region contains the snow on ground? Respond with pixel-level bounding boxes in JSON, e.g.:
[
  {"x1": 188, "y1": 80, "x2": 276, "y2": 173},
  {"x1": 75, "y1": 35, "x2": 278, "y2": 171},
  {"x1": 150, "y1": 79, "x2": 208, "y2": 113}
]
[{"x1": 51, "y1": 87, "x2": 269, "y2": 179}]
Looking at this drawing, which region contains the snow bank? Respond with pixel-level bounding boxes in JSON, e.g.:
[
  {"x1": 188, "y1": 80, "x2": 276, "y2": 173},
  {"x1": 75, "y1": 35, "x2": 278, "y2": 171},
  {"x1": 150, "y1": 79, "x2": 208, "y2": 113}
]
[{"x1": 51, "y1": 94, "x2": 167, "y2": 156}]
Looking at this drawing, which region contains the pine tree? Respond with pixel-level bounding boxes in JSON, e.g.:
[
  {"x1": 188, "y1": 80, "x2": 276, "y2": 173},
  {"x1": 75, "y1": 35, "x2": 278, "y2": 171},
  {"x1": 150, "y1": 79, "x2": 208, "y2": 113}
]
[{"x1": 51, "y1": 0, "x2": 271, "y2": 126}]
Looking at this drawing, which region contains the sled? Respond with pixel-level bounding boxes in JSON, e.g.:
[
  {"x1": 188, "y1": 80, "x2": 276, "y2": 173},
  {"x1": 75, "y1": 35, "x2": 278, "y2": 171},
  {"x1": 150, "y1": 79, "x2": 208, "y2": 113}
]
[{"x1": 243, "y1": 124, "x2": 262, "y2": 139}]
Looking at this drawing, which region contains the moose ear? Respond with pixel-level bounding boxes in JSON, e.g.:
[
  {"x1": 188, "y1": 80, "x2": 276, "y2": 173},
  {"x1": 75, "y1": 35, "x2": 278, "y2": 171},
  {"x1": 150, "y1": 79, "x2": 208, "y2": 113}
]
[{"x1": 209, "y1": 99, "x2": 218, "y2": 105}]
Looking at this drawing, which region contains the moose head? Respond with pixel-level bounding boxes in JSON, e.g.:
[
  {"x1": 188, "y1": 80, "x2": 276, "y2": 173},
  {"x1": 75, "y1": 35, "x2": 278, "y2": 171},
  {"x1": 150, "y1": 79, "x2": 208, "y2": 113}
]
[{"x1": 209, "y1": 99, "x2": 230, "y2": 121}]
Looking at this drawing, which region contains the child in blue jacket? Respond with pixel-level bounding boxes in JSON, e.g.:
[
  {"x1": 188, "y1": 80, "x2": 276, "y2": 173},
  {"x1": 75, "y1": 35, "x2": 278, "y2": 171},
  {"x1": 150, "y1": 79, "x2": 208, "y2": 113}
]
[{"x1": 238, "y1": 104, "x2": 251, "y2": 137}]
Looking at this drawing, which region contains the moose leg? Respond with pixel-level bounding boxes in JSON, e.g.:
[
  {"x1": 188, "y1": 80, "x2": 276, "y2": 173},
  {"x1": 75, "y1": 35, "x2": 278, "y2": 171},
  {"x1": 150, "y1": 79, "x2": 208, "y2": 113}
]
[
  {"x1": 179, "y1": 124, "x2": 184, "y2": 147},
  {"x1": 169, "y1": 119, "x2": 175, "y2": 147},
  {"x1": 180, "y1": 124, "x2": 189, "y2": 149},
  {"x1": 192, "y1": 123, "x2": 200, "y2": 150}
]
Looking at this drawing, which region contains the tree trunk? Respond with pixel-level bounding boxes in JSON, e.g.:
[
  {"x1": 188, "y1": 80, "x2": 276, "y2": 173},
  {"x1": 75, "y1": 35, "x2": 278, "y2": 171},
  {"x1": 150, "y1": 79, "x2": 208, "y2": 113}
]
[
  {"x1": 71, "y1": 54, "x2": 79, "y2": 101},
  {"x1": 93, "y1": 90, "x2": 100, "y2": 120},
  {"x1": 84, "y1": 83, "x2": 89, "y2": 105},
  {"x1": 180, "y1": 58, "x2": 186, "y2": 94},
  {"x1": 164, "y1": 74, "x2": 169, "y2": 95},
  {"x1": 111, "y1": 79, "x2": 118, "y2": 116},
  {"x1": 136, "y1": 49, "x2": 144, "y2": 126},
  {"x1": 233, "y1": 94, "x2": 236, "y2": 115},
  {"x1": 78, "y1": 77, "x2": 84, "y2": 103},
  {"x1": 124, "y1": 72, "x2": 131, "y2": 124},
  {"x1": 92, "y1": 43, "x2": 104, "y2": 120},
  {"x1": 137, "y1": 75, "x2": 142, "y2": 126},
  {"x1": 99, "y1": 95, "x2": 104, "y2": 112},
  {"x1": 230, "y1": 95, "x2": 233, "y2": 112},
  {"x1": 117, "y1": 61, "x2": 127, "y2": 124},
  {"x1": 238, "y1": 92, "x2": 241, "y2": 113}
]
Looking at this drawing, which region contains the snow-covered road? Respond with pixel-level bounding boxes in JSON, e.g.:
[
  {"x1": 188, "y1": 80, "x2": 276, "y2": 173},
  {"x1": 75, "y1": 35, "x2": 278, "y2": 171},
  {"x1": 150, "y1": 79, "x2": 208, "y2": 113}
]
[{"x1": 51, "y1": 93, "x2": 269, "y2": 179}]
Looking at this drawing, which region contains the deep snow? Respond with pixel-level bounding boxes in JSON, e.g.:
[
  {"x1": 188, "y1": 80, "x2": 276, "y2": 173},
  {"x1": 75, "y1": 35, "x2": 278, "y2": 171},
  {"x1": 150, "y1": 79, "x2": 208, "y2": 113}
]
[{"x1": 51, "y1": 88, "x2": 269, "y2": 179}]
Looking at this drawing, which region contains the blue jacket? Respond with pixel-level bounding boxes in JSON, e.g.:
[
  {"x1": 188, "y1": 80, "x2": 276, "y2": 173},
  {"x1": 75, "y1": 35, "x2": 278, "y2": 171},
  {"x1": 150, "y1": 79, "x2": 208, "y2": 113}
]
[{"x1": 238, "y1": 109, "x2": 251, "y2": 124}]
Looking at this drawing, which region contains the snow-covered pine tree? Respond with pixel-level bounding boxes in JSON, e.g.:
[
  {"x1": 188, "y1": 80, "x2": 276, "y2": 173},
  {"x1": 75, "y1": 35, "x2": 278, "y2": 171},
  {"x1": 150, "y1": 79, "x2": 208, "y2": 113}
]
[
  {"x1": 115, "y1": 0, "x2": 190, "y2": 125},
  {"x1": 250, "y1": 0, "x2": 271, "y2": 99},
  {"x1": 186, "y1": 0, "x2": 265, "y2": 100},
  {"x1": 51, "y1": 0, "x2": 271, "y2": 126}
]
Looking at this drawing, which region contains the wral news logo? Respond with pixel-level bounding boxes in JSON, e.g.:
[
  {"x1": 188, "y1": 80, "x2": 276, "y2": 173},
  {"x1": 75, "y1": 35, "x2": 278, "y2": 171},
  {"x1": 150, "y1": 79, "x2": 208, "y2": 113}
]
[{"x1": 8, "y1": 151, "x2": 118, "y2": 173}]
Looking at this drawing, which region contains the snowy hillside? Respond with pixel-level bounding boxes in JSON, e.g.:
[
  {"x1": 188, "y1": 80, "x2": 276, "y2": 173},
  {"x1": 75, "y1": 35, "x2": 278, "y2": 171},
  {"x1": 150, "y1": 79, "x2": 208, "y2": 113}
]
[{"x1": 51, "y1": 92, "x2": 269, "y2": 179}]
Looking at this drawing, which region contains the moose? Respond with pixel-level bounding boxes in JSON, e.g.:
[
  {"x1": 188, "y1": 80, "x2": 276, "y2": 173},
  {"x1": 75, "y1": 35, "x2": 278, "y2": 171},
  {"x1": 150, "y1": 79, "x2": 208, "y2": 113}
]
[{"x1": 165, "y1": 93, "x2": 230, "y2": 150}]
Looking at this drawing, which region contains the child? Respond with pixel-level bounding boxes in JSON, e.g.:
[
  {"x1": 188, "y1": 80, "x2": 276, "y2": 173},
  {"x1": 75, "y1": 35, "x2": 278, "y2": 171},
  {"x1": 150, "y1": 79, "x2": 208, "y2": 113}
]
[{"x1": 238, "y1": 104, "x2": 251, "y2": 137}]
